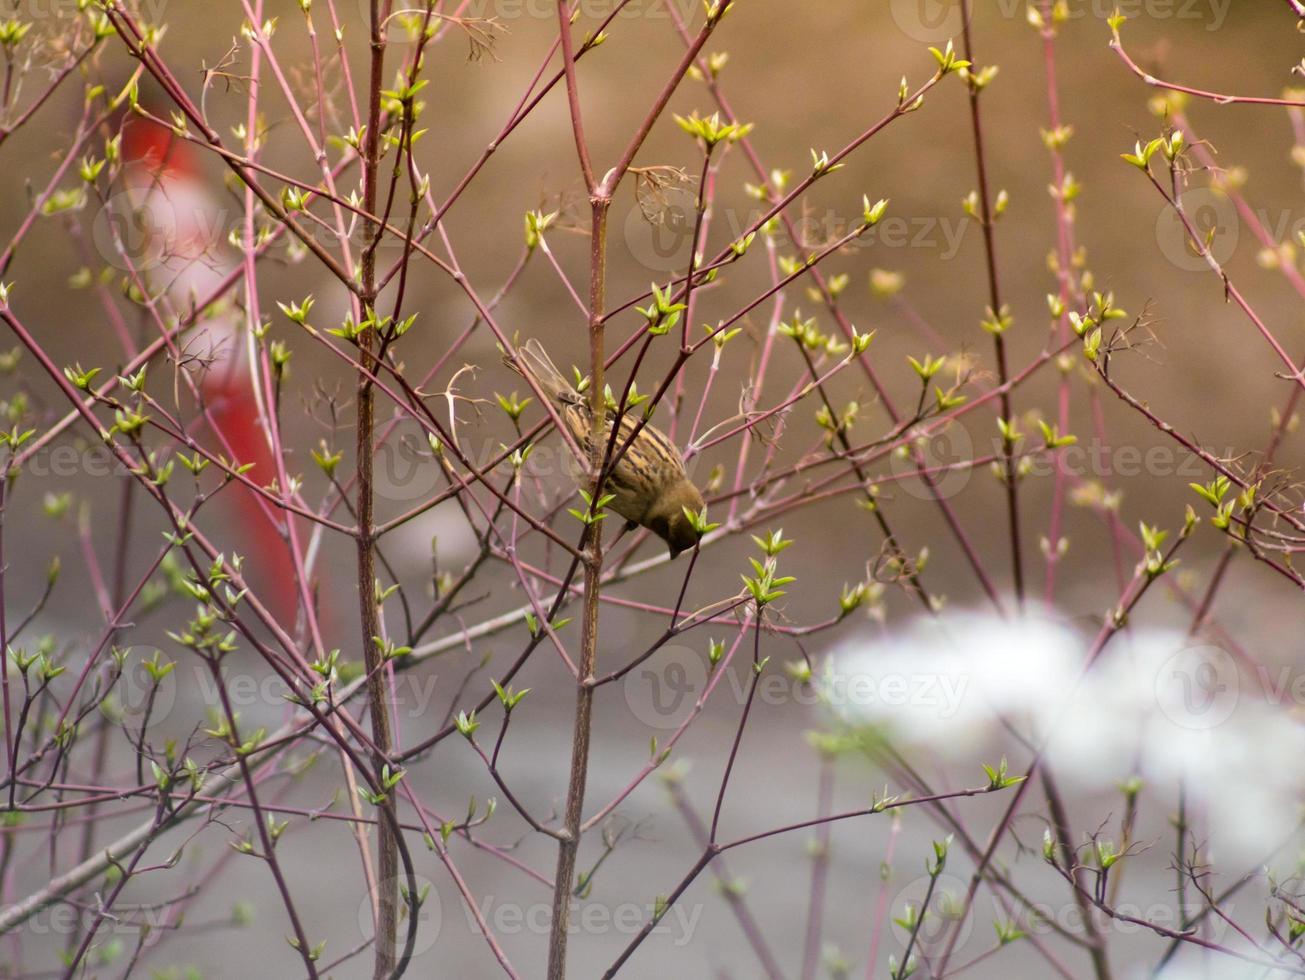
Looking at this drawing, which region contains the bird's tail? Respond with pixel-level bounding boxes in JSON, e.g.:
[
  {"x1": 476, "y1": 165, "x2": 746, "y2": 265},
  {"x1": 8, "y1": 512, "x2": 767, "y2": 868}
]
[{"x1": 504, "y1": 338, "x2": 581, "y2": 405}]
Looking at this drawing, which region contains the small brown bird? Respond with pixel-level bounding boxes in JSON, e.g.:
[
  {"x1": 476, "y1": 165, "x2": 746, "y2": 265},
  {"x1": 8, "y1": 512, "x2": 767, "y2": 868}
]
[{"x1": 506, "y1": 339, "x2": 705, "y2": 559}]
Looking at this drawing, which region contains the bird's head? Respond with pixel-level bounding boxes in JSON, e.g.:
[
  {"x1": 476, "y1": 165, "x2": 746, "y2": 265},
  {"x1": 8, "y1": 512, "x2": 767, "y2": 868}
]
[{"x1": 646, "y1": 480, "x2": 706, "y2": 560}]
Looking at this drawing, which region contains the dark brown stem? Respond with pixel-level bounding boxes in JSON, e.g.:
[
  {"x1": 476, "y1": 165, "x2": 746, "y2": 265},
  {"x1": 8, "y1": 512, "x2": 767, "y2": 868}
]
[
  {"x1": 709, "y1": 611, "x2": 763, "y2": 841},
  {"x1": 547, "y1": 21, "x2": 612, "y2": 960},
  {"x1": 961, "y1": 1, "x2": 1024, "y2": 607},
  {"x1": 0, "y1": 475, "x2": 11, "y2": 787},
  {"x1": 798, "y1": 759, "x2": 834, "y2": 980},
  {"x1": 358, "y1": 3, "x2": 398, "y2": 977}
]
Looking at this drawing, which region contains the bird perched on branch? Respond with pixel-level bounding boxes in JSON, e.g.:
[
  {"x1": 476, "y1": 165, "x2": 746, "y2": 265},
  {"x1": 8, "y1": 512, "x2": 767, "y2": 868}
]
[{"x1": 506, "y1": 339, "x2": 705, "y2": 559}]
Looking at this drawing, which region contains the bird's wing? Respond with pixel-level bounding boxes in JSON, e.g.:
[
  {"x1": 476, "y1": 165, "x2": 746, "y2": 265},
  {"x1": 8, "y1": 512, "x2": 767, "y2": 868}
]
[{"x1": 506, "y1": 338, "x2": 578, "y2": 404}]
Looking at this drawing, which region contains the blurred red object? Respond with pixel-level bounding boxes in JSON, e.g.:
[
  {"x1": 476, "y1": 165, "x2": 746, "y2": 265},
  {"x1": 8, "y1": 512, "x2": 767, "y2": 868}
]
[{"x1": 121, "y1": 115, "x2": 297, "y2": 620}]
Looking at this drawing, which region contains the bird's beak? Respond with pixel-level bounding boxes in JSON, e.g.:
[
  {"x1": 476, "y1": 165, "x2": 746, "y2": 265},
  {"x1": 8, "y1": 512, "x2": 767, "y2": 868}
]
[{"x1": 668, "y1": 543, "x2": 684, "y2": 560}]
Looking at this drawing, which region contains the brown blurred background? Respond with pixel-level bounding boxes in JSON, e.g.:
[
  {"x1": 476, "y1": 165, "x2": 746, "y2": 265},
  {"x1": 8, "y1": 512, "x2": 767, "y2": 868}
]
[{"x1": 2, "y1": 1, "x2": 1303, "y2": 978}]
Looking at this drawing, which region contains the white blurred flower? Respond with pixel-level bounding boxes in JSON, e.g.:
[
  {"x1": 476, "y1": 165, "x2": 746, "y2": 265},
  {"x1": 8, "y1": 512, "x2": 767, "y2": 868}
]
[
  {"x1": 1054, "y1": 629, "x2": 1305, "y2": 866},
  {"x1": 822, "y1": 606, "x2": 1079, "y2": 750},
  {"x1": 826, "y1": 608, "x2": 1302, "y2": 866},
  {"x1": 1149, "y1": 960, "x2": 1269, "y2": 980}
]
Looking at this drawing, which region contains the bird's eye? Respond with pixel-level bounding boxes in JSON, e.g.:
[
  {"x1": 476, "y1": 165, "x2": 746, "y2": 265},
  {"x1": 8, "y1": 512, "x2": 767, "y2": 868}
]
[{"x1": 650, "y1": 516, "x2": 670, "y2": 540}]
